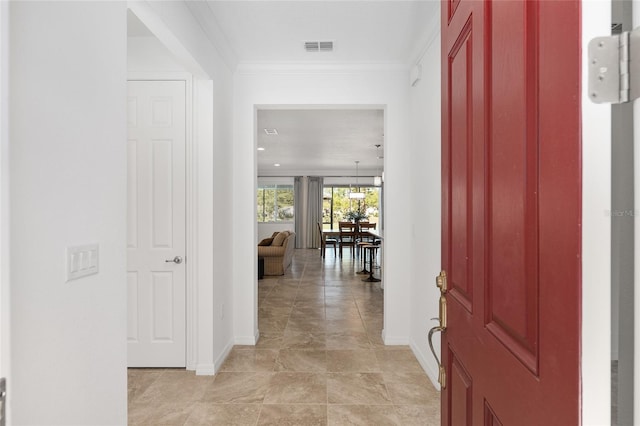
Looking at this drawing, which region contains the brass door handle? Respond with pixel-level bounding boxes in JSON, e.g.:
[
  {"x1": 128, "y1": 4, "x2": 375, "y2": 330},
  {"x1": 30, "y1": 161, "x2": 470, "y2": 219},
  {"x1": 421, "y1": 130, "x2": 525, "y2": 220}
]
[
  {"x1": 436, "y1": 270, "x2": 447, "y2": 329},
  {"x1": 428, "y1": 270, "x2": 448, "y2": 388},
  {"x1": 428, "y1": 323, "x2": 446, "y2": 388}
]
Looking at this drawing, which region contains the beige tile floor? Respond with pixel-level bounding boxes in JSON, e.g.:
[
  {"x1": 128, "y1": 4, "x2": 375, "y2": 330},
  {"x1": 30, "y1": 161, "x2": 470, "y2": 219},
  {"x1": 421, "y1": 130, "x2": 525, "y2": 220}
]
[{"x1": 129, "y1": 248, "x2": 440, "y2": 425}]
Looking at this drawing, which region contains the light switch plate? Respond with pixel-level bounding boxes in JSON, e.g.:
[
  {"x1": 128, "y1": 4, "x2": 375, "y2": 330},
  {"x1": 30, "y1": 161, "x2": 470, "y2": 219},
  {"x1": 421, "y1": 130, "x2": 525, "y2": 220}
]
[{"x1": 66, "y1": 244, "x2": 99, "y2": 282}]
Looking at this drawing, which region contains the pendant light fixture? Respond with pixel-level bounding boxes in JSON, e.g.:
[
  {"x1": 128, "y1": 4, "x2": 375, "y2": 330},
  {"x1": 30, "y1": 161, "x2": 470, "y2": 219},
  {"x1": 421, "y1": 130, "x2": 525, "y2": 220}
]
[
  {"x1": 373, "y1": 144, "x2": 382, "y2": 187},
  {"x1": 349, "y1": 160, "x2": 365, "y2": 199}
]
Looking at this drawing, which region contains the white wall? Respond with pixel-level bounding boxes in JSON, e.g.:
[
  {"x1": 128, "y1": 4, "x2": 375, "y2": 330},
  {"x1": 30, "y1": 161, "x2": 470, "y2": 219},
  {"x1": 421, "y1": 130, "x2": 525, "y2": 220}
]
[
  {"x1": 129, "y1": 1, "x2": 236, "y2": 374},
  {"x1": 233, "y1": 66, "x2": 412, "y2": 345},
  {"x1": 258, "y1": 223, "x2": 295, "y2": 243},
  {"x1": 582, "y1": 1, "x2": 613, "y2": 424},
  {"x1": 407, "y1": 9, "x2": 442, "y2": 388},
  {"x1": 10, "y1": 2, "x2": 128, "y2": 424},
  {"x1": 128, "y1": 36, "x2": 185, "y2": 72}
]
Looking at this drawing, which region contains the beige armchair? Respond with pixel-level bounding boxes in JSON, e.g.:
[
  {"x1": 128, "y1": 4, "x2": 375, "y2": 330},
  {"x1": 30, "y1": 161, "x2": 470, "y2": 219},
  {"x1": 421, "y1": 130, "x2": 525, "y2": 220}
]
[{"x1": 258, "y1": 230, "x2": 296, "y2": 275}]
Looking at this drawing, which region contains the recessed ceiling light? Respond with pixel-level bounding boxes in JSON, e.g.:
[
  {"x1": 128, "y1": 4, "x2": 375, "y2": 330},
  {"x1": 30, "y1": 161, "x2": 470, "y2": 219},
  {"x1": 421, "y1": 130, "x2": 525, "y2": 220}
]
[
  {"x1": 257, "y1": 147, "x2": 265, "y2": 151},
  {"x1": 274, "y1": 163, "x2": 281, "y2": 167},
  {"x1": 264, "y1": 128, "x2": 278, "y2": 135}
]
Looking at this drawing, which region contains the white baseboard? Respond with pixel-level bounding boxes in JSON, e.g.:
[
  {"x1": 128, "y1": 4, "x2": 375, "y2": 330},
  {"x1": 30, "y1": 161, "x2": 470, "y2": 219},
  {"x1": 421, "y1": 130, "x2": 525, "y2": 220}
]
[
  {"x1": 233, "y1": 337, "x2": 257, "y2": 345},
  {"x1": 381, "y1": 329, "x2": 409, "y2": 346},
  {"x1": 195, "y1": 364, "x2": 216, "y2": 376},
  {"x1": 211, "y1": 340, "x2": 234, "y2": 374},
  {"x1": 410, "y1": 338, "x2": 441, "y2": 391},
  {"x1": 233, "y1": 328, "x2": 259, "y2": 346}
]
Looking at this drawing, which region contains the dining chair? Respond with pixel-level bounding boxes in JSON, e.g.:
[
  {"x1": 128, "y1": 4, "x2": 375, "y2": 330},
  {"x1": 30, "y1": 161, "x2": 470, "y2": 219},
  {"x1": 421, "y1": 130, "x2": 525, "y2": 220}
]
[
  {"x1": 338, "y1": 221, "x2": 357, "y2": 258},
  {"x1": 358, "y1": 222, "x2": 377, "y2": 242},
  {"x1": 317, "y1": 222, "x2": 337, "y2": 258},
  {"x1": 357, "y1": 222, "x2": 377, "y2": 257}
]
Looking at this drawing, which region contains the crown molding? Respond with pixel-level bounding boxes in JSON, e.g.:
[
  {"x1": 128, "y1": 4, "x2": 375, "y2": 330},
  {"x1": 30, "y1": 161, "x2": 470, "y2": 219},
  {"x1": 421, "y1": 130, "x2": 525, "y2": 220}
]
[
  {"x1": 185, "y1": 0, "x2": 239, "y2": 71},
  {"x1": 409, "y1": 6, "x2": 440, "y2": 66},
  {"x1": 236, "y1": 61, "x2": 410, "y2": 75}
]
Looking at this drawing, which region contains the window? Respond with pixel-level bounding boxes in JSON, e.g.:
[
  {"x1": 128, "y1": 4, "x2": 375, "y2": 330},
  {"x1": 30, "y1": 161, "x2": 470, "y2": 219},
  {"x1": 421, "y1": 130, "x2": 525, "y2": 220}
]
[
  {"x1": 257, "y1": 184, "x2": 294, "y2": 222},
  {"x1": 323, "y1": 185, "x2": 380, "y2": 229}
]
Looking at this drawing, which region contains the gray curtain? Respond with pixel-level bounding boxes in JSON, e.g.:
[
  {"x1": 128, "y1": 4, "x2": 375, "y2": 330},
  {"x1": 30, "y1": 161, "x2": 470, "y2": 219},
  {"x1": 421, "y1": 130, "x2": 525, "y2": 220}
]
[
  {"x1": 306, "y1": 176, "x2": 323, "y2": 248},
  {"x1": 294, "y1": 176, "x2": 303, "y2": 248}
]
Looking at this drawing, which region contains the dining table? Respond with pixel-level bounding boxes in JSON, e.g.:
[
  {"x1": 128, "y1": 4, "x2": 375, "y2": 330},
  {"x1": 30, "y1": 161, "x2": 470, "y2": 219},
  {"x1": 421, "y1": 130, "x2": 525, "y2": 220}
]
[
  {"x1": 321, "y1": 226, "x2": 383, "y2": 242},
  {"x1": 322, "y1": 226, "x2": 383, "y2": 282}
]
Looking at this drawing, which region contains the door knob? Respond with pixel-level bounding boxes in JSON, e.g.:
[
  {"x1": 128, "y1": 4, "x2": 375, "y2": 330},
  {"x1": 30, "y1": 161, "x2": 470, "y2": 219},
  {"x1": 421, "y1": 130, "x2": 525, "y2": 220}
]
[{"x1": 165, "y1": 256, "x2": 183, "y2": 264}]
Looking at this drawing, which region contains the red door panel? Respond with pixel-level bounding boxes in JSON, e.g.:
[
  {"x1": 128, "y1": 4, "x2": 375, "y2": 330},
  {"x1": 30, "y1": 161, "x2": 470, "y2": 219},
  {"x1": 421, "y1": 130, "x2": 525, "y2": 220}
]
[
  {"x1": 484, "y1": 402, "x2": 503, "y2": 426},
  {"x1": 449, "y1": 352, "x2": 472, "y2": 426},
  {"x1": 448, "y1": 0, "x2": 461, "y2": 21},
  {"x1": 441, "y1": 0, "x2": 581, "y2": 425},
  {"x1": 485, "y1": 0, "x2": 540, "y2": 374},
  {"x1": 448, "y1": 17, "x2": 473, "y2": 312}
]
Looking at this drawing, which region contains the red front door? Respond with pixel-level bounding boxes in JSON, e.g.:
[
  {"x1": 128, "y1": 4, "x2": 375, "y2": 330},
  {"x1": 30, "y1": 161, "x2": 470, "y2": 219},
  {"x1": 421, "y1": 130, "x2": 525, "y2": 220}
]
[{"x1": 441, "y1": 0, "x2": 581, "y2": 424}]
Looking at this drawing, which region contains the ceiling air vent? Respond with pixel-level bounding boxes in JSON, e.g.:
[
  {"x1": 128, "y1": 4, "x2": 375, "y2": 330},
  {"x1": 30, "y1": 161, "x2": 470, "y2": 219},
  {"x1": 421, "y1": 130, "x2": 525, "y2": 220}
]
[
  {"x1": 304, "y1": 41, "x2": 334, "y2": 52},
  {"x1": 319, "y1": 41, "x2": 333, "y2": 52},
  {"x1": 264, "y1": 128, "x2": 278, "y2": 135},
  {"x1": 304, "y1": 41, "x2": 319, "y2": 52}
]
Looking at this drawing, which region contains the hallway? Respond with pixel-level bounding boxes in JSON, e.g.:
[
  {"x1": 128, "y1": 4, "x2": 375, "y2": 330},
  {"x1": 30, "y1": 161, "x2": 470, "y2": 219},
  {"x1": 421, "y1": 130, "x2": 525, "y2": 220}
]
[{"x1": 128, "y1": 249, "x2": 440, "y2": 425}]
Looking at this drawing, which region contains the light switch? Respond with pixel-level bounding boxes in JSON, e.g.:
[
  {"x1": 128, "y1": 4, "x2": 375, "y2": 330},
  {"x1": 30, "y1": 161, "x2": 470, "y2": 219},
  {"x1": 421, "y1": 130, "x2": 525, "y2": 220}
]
[{"x1": 66, "y1": 244, "x2": 99, "y2": 282}]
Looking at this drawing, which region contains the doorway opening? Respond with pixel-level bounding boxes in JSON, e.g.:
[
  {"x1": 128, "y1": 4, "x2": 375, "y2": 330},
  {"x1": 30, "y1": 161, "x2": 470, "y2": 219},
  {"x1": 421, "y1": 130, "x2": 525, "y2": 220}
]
[
  {"x1": 126, "y1": 8, "x2": 198, "y2": 371},
  {"x1": 255, "y1": 106, "x2": 386, "y2": 335}
]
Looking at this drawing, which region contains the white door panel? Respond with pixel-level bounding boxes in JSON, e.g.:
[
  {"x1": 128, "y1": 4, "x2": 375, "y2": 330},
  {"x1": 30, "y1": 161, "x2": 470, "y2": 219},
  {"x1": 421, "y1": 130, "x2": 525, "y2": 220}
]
[{"x1": 127, "y1": 80, "x2": 186, "y2": 367}]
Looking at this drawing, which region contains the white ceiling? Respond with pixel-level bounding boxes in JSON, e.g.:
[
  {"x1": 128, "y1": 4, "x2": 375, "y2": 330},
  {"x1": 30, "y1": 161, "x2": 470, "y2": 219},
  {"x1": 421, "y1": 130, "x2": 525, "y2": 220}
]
[
  {"x1": 257, "y1": 109, "x2": 384, "y2": 176},
  {"x1": 127, "y1": 10, "x2": 154, "y2": 37},
  {"x1": 198, "y1": 1, "x2": 438, "y2": 65},
  {"x1": 128, "y1": 1, "x2": 439, "y2": 176}
]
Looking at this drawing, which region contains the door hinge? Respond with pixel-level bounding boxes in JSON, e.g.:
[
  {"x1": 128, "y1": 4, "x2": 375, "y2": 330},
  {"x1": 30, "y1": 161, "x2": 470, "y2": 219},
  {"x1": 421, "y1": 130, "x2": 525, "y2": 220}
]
[{"x1": 589, "y1": 27, "x2": 640, "y2": 104}]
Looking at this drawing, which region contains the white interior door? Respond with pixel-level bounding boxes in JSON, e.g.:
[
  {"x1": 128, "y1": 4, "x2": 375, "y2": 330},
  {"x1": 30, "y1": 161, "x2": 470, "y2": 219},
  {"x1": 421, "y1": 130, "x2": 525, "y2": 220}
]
[{"x1": 127, "y1": 80, "x2": 186, "y2": 367}]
